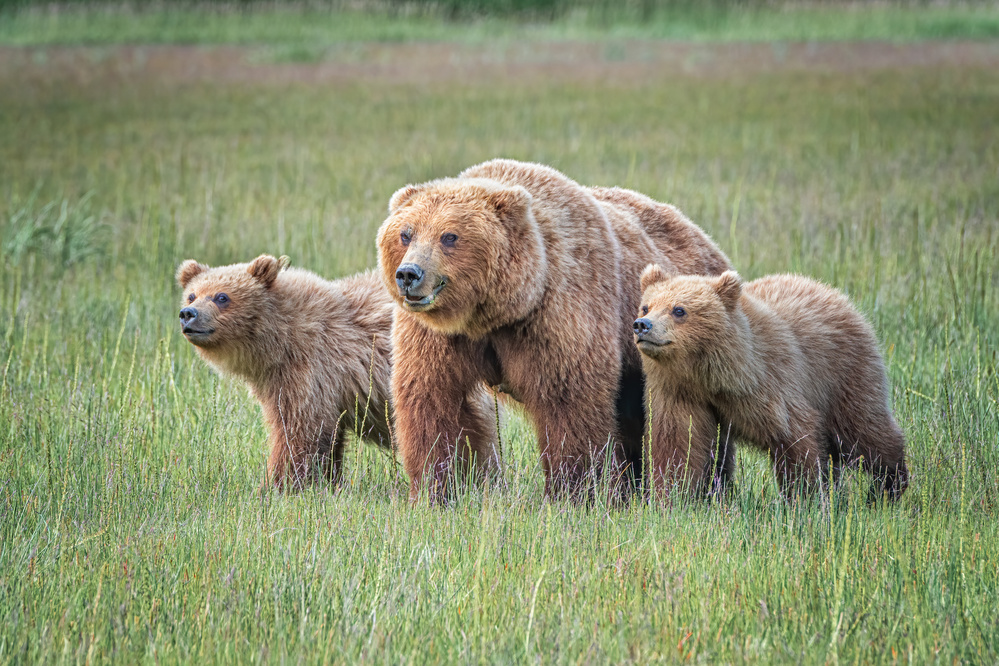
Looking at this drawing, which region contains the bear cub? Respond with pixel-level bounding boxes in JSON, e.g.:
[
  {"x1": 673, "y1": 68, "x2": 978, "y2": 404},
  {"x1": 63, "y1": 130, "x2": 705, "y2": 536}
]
[
  {"x1": 634, "y1": 265, "x2": 908, "y2": 502},
  {"x1": 176, "y1": 254, "x2": 394, "y2": 490}
]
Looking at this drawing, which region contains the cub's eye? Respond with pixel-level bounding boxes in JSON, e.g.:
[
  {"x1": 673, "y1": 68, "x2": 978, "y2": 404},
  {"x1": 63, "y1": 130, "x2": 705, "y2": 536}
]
[
  {"x1": 671, "y1": 306, "x2": 686, "y2": 318},
  {"x1": 400, "y1": 231, "x2": 411, "y2": 246},
  {"x1": 641, "y1": 305, "x2": 649, "y2": 315},
  {"x1": 188, "y1": 293, "x2": 196, "y2": 303},
  {"x1": 214, "y1": 293, "x2": 230, "y2": 306},
  {"x1": 441, "y1": 233, "x2": 458, "y2": 248}
]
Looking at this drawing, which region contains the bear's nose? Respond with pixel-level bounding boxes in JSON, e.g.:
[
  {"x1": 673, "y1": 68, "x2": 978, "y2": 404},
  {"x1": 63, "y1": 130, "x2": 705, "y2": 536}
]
[
  {"x1": 633, "y1": 318, "x2": 652, "y2": 336},
  {"x1": 179, "y1": 307, "x2": 198, "y2": 325},
  {"x1": 395, "y1": 263, "x2": 425, "y2": 291}
]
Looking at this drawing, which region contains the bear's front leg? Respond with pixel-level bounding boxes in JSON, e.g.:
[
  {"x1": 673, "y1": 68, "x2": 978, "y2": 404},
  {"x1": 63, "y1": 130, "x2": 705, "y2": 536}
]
[
  {"x1": 392, "y1": 316, "x2": 494, "y2": 503},
  {"x1": 262, "y1": 412, "x2": 340, "y2": 492},
  {"x1": 522, "y1": 370, "x2": 621, "y2": 501},
  {"x1": 647, "y1": 395, "x2": 729, "y2": 502},
  {"x1": 769, "y1": 408, "x2": 825, "y2": 499}
]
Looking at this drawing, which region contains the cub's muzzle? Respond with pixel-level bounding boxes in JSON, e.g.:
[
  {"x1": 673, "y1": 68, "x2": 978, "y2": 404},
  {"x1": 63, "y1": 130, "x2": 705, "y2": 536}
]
[
  {"x1": 180, "y1": 306, "x2": 198, "y2": 327},
  {"x1": 633, "y1": 317, "x2": 653, "y2": 337}
]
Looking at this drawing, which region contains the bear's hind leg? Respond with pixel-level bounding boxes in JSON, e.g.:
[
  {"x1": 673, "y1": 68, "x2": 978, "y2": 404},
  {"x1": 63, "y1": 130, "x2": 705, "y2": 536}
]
[
  {"x1": 853, "y1": 423, "x2": 908, "y2": 503},
  {"x1": 829, "y1": 399, "x2": 909, "y2": 503}
]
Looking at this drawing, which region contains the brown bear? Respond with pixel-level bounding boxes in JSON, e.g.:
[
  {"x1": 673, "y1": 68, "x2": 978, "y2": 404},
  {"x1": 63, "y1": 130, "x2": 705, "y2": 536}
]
[
  {"x1": 376, "y1": 159, "x2": 731, "y2": 502},
  {"x1": 634, "y1": 265, "x2": 909, "y2": 502},
  {"x1": 175, "y1": 254, "x2": 399, "y2": 490}
]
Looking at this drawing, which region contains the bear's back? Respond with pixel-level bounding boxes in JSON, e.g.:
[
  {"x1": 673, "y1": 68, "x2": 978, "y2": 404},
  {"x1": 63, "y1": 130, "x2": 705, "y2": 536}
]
[
  {"x1": 459, "y1": 159, "x2": 611, "y2": 240},
  {"x1": 275, "y1": 267, "x2": 392, "y2": 344},
  {"x1": 588, "y1": 186, "x2": 730, "y2": 277},
  {"x1": 459, "y1": 159, "x2": 621, "y2": 296},
  {"x1": 745, "y1": 275, "x2": 867, "y2": 340},
  {"x1": 743, "y1": 274, "x2": 888, "y2": 407}
]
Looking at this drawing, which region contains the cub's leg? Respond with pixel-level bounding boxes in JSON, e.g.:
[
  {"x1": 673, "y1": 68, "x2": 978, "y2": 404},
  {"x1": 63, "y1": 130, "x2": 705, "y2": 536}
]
[
  {"x1": 648, "y1": 396, "x2": 728, "y2": 501},
  {"x1": 831, "y1": 408, "x2": 909, "y2": 503},
  {"x1": 769, "y1": 408, "x2": 826, "y2": 500}
]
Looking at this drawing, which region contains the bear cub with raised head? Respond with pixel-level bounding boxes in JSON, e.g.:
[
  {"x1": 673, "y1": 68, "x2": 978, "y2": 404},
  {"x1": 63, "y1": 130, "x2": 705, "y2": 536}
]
[
  {"x1": 634, "y1": 265, "x2": 908, "y2": 502},
  {"x1": 176, "y1": 254, "x2": 396, "y2": 491}
]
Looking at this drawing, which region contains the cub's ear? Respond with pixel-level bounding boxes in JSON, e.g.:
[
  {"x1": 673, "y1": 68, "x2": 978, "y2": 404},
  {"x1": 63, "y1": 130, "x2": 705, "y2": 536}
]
[
  {"x1": 714, "y1": 271, "x2": 743, "y2": 308},
  {"x1": 176, "y1": 260, "x2": 208, "y2": 289},
  {"x1": 487, "y1": 185, "x2": 531, "y2": 220},
  {"x1": 248, "y1": 254, "x2": 281, "y2": 288},
  {"x1": 389, "y1": 184, "x2": 424, "y2": 212},
  {"x1": 640, "y1": 263, "x2": 677, "y2": 293},
  {"x1": 278, "y1": 255, "x2": 291, "y2": 271}
]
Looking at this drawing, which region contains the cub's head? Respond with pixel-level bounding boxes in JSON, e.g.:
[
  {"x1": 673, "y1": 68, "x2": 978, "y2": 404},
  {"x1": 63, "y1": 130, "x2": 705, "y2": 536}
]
[
  {"x1": 175, "y1": 254, "x2": 289, "y2": 355},
  {"x1": 376, "y1": 178, "x2": 545, "y2": 335},
  {"x1": 633, "y1": 264, "x2": 743, "y2": 362}
]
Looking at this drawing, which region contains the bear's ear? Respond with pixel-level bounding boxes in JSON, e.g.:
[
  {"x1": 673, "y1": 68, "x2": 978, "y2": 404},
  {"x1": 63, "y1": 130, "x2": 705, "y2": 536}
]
[
  {"x1": 640, "y1": 263, "x2": 677, "y2": 293},
  {"x1": 278, "y1": 255, "x2": 291, "y2": 271},
  {"x1": 248, "y1": 254, "x2": 281, "y2": 288},
  {"x1": 389, "y1": 184, "x2": 424, "y2": 212},
  {"x1": 487, "y1": 185, "x2": 531, "y2": 221},
  {"x1": 714, "y1": 271, "x2": 743, "y2": 308},
  {"x1": 176, "y1": 260, "x2": 208, "y2": 289}
]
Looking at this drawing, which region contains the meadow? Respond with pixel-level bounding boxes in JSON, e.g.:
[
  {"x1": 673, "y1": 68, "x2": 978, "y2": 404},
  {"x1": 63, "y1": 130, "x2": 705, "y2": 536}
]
[{"x1": 1, "y1": 7, "x2": 999, "y2": 663}]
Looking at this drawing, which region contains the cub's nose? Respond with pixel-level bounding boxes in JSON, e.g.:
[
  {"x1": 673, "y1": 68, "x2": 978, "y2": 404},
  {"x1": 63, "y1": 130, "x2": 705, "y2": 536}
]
[
  {"x1": 633, "y1": 318, "x2": 652, "y2": 336},
  {"x1": 179, "y1": 307, "x2": 198, "y2": 325},
  {"x1": 395, "y1": 263, "x2": 425, "y2": 291}
]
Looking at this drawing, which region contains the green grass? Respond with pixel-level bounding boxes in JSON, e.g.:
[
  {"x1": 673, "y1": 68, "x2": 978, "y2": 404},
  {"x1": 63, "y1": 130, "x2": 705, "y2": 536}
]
[
  {"x1": 2, "y1": 40, "x2": 999, "y2": 663},
  {"x1": 2, "y1": 1, "x2": 999, "y2": 46}
]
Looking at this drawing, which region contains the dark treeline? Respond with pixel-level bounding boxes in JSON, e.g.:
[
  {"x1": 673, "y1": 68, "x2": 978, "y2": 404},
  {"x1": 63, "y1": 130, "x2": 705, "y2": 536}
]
[{"x1": 1, "y1": 0, "x2": 987, "y2": 19}]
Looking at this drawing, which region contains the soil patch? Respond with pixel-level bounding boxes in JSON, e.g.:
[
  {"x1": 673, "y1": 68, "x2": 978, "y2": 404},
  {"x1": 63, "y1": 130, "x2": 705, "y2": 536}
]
[{"x1": 2, "y1": 41, "x2": 998, "y2": 90}]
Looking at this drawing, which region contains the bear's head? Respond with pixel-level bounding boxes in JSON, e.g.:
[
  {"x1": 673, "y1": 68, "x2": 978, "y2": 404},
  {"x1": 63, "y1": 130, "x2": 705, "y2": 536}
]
[
  {"x1": 376, "y1": 177, "x2": 546, "y2": 336},
  {"x1": 175, "y1": 254, "x2": 289, "y2": 364},
  {"x1": 633, "y1": 264, "x2": 743, "y2": 363}
]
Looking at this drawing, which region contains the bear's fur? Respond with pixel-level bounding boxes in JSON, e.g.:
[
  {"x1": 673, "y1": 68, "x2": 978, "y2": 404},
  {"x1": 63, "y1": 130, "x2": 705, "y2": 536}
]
[
  {"x1": 634, "y1": 265, "x2": 909, "y2": 502},
  {"x1": 176, "y1": 254, "x2": 397, "y2": 490},
  {"x1": 376, "y1": 159, "x2": 731, "y2": 501}
]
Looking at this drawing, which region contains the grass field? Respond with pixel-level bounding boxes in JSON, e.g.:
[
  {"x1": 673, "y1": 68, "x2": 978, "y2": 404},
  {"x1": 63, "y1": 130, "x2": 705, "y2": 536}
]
[{"x1": 2, "y1": 12, "x2": 999, "y2": 664}]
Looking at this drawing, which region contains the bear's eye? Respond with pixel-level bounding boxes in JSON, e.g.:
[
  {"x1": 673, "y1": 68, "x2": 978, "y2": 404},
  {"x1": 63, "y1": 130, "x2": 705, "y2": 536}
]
[
  {"x1": 214, "y1": 293, "x2": 230, "y2": 307},
  {"x1": 671, "y1": 306, "x2": 686, "y2": 318},
  {"x1": 188, "y1": 293, "x2": 196, "y2": 303},
  {"x1": 441, "y1": 233, "x2": 458, "y2": 248},
  {"x1": 641, "y1": 305, "x2": 649, "y2": 315},
  {"x1": 400, "y1": 231, "x2": 411, "y2": 246}
]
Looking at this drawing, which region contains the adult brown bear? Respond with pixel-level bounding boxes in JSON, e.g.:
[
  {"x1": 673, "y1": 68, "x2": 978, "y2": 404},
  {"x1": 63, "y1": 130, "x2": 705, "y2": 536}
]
[{"x1": 376, "y1": 159, "x2": 730, "y2": 502}]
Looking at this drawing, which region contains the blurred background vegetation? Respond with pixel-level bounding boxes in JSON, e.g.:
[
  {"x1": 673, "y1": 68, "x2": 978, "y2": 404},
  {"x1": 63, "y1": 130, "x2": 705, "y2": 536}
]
[{"x1": 3, "y1": 0, "x2": 999, "y2": 44}]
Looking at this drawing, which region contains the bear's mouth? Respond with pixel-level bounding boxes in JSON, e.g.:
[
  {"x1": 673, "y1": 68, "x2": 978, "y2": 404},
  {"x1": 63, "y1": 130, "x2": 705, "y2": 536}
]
[
  {"x1": 403, "y1": 278, "x2": 447, "y2": 312},
  {"x1": 183, "y1": 327, "x2": 215, "y2": 344},
  {"x1": 636, "y1": 338, "x2": 671, "y2": 354}
]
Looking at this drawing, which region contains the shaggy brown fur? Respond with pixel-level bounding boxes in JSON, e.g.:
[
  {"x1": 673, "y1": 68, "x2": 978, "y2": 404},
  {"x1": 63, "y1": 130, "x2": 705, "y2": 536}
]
[
  {"x1": 176, "y1": 254, "x2": 397, "y2": 490},
  {"x1": 376, "y1": 159, "x2": 731, "y2": 501},
  {"x1": 635, "y1": 266, "x2": 909, "y2": 502}
]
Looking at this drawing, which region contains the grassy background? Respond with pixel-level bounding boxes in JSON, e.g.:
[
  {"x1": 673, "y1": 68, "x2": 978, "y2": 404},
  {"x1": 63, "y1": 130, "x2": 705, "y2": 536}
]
[
  {"x1": 3, "y1": 1, "x2": 999, "y2": 45},
  {"x1": 2, "y1": 6, "x2": 999, "y2": 664}
]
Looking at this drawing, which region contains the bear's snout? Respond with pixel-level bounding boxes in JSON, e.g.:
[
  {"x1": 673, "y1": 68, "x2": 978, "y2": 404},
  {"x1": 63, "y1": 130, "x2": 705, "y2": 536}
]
[
  {"x1": 179, "y1": 306, "x2": 198, "y2": 327},
  {"x1": 395, "y1": 263, "x2": 425, "y2": 292},
  {"x1": 633, "y1": 317, "x2": 653, "y2": 337}
]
